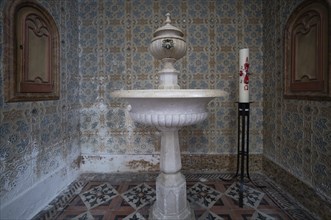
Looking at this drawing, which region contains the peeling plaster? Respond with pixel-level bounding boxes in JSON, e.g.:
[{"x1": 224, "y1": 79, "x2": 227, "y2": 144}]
[
  {"x1": 80, "y1": 155, "x2": 160, "y2": 173},
  {"x1": 127, "y1": 159, "x2": 160, "y2": 171}
]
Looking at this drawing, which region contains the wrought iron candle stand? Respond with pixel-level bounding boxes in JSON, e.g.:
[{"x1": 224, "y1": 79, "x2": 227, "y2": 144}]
[{"x1": 220, "y1": 102, "x2": 265, "y2": 208}]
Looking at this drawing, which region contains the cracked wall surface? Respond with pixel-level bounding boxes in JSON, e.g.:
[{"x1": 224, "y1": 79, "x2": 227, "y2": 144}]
[
  {"x1": 0, "y1": 0, "x2": 81, "y2": 218},
  {"x1": 0, "y1": 0, "x2": 330, "y2": 218},
  {"x1": 77, "y1": 0, "x2": 264, "y2": 173}
]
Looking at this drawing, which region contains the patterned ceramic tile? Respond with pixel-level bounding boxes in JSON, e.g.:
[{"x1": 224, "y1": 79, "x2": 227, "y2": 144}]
[
  {"x1": 33, "y1": 172, "x2": 319, "y2": 220},
  {"x1": 263, "y1": 157, "x2": 330, "y2": 219},
  {"x1": 198, "y1": 210, "x2": 224, "y2": 220},
  {"x1": 122, "y1": 183, "x2": 156, "y2": 210},
  {"x1": 71, "y1": 211, "x2": 94, "y2": 220},
  {"x1": 225, "y1": 182, "x2": 265, "y2": 208},
  {"x1": 251, "y1": 211, "x2": 275, "y2": 220},
  {"x1": 123, "y1": 211, "x2": 146, "y2": 220},
  {"x1": 77, "y1": 0, "x2": 265, "y2": 159},
  {"x1": 0, "y1": 0, "x2": 81, "y2": 209},
  {"x1": 187, "y1": 182, "x2": 222, "y2": 209},
  {"x1": 1, "y1": 0, "x2": 331, "y2": 218},
  {"x1": 79, "y1": 183, "x2": 118, "y2": 209},
  {"x1": 262, "y1": 0, "x2": 331, "y2": 203}
]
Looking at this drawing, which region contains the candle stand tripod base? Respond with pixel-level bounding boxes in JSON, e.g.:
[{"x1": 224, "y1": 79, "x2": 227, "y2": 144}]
[{"x1": 220, "y1": 102, "x2": 265, "y2": 207}]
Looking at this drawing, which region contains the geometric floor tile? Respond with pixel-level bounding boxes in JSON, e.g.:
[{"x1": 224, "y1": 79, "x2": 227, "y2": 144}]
[
  {"x1": 79, "y1": 183, "x2": 118, "y2": 209},
  {"x1": 123, "y1": 211, "x2": 146, "y2": 220},
  {"x1": 122, "y1": 183, "x2": 156, "y2": 210},
  {"x1": 71, "y1": 211, "x2": 94, "y2": 220},
  {"x1": 198, "y1": 210, "x2": 224, "y2": 220},
  {"x1": 251, "y1": 210, "x2": 276, "y2": 220},
  {"x1": 225, "y1": 182, "x2": 265, "y2": 208},
  {"x1": 187, "y1": 182, "x2": 222, "y2": 209},
  {"x1": 32, "y1": 173, "x2": 318, "y2": 220}
]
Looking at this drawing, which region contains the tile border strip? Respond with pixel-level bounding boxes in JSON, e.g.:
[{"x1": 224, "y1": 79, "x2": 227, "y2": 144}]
[{"x1": 262, "y1": 156, "x2": 331, "y2": 220}]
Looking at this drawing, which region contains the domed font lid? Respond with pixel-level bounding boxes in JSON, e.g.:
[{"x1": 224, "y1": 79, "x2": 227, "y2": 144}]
[{"x1": 152, "y1": 13, "x2": 184, "y2": 41}]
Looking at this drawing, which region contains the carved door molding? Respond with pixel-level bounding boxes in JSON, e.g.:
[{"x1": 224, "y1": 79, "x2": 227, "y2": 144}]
[
  {"x1": 4, "y1": 0, "x2": 60, "y2": 102},
  {"x1": 284, "y1": 0, "x2": 330, "y2": 100}
]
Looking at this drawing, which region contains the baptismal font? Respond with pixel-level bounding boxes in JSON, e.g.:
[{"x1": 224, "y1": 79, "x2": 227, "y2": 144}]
[{"x1": 112, "y1": 13, "x2": 226, "y2": 219}]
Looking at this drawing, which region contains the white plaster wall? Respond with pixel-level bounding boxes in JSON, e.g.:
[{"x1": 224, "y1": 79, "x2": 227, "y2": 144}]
[{"x1": 0, "y1": 167, "x2": 79, "y2": 219}]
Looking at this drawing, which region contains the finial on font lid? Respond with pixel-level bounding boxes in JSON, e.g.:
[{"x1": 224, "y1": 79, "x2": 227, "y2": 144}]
[{"x1": 165, "y1": 13, "x2": 171, "y2": 24}]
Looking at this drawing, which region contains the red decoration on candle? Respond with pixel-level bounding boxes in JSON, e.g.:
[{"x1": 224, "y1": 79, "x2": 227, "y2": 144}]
[
  {"x1": 239, "y1": 49, "x2": 249, "y2": 103},
  {"x1": 244, "y1": 74, "x2": 249, "y2": 84},
  {"x1": 244, "y1": 58, "x2": 249, "y2": 72},
  {"x1": 243, "y1": 57, "x2": 249, "y2": 84}
]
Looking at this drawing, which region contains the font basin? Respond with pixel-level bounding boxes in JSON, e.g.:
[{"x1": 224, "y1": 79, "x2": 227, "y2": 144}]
[{"x1": 111, "y1": 89, "x2": 227, "y2": 128}]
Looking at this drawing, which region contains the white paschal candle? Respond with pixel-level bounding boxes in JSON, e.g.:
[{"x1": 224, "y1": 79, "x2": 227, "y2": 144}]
[{"x1": 239, "y1": 48, "x2": 249, "y2": 103}]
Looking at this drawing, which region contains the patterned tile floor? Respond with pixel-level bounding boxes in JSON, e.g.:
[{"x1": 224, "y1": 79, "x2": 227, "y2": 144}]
[{"x1": 33, "y1": 173, "x2": 317, "y2": 220}]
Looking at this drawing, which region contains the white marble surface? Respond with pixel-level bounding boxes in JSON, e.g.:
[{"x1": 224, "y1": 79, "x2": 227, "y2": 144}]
[
  {"x1": 111, "y1": 89, "x2": 226, "y2": 220},
  {"x1": 111, "y1": 89, "x2": 226, "y2": 98},
  {"x1": 110, "y1": 13, "x2": 228, "y2": 220},
  {"x1": 111, "y1": 89, "x2": 227, "y2": 128}
]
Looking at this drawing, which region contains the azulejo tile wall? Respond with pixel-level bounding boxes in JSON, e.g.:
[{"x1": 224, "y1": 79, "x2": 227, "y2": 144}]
[
  {"x1": 78, "y1": 0, "x2": 264, "y2": 163},
  {"x1": 0, "y1": 0, "x2": 81, "y2": 213},
  {"x1": 0, "y1": 0, "x2": 329, "y2": 217},
  {"x1": 262, "y1": 0, "x2": 331, "y2": 200}
]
